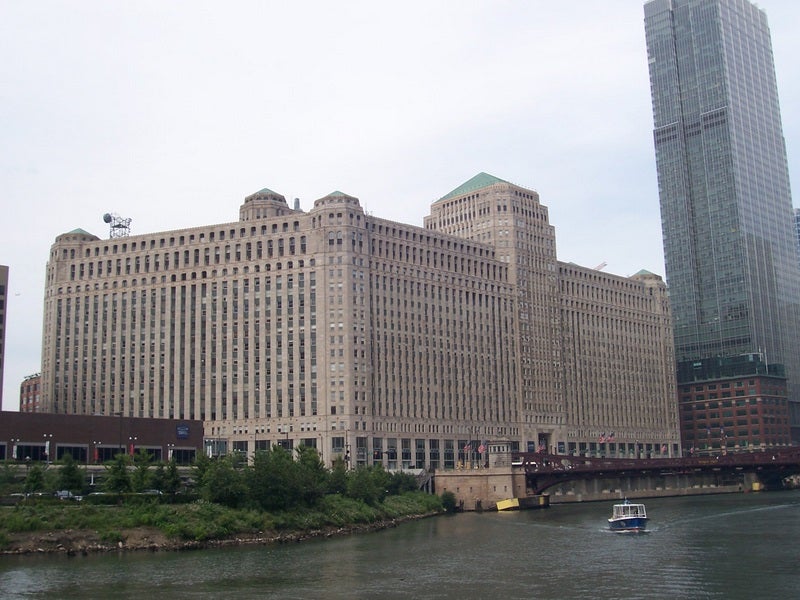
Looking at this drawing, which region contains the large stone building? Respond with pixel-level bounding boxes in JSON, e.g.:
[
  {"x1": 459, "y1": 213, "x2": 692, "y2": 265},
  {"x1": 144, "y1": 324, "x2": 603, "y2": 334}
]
[{"x1": 40, "y1": 174, "x2": 679, "y2": 467}]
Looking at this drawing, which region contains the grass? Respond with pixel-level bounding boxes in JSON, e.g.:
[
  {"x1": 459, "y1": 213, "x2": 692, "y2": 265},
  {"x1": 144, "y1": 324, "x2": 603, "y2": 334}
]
[{"x1": 0, "y1": 491, "x2": 443, "y2": 549}]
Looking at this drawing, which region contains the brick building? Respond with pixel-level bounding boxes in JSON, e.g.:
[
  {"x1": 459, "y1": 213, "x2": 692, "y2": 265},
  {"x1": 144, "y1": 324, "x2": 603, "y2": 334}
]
[{"x1": 19, "y1": 373, "x2": 41, "y2": 413}]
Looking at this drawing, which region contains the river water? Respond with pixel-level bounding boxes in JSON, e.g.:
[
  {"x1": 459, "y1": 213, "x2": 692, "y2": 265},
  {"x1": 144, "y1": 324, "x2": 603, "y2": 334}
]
[{"x1": 1, "y1": 490, "x2": 798, "y2": 599}]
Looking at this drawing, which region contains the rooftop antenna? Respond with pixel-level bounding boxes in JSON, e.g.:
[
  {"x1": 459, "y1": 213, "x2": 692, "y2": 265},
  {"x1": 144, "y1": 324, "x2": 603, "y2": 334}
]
[{"x1": 103, "y1": 212, "x2": 132, "y2": 239}]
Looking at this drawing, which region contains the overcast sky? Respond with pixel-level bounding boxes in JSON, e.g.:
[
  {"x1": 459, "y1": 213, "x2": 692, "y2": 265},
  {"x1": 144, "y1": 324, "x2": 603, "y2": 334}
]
[{"x1": 1, "y1": 0, "x2": 799, "y2": 408}]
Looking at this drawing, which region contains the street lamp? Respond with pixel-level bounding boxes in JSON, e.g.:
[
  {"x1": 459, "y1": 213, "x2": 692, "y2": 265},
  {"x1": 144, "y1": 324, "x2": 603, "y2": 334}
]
[
  {"x1": 10, "y1": 438, "x2": 20, "y2": 461},
  {"x1": 278, "y1": 426, "x2": 290, "y2": 450},
  {"x1": 129, "y1": 436, "x2": 138, "y2": 457},
  {"x1": 43, "y1": 434, "x2": 53, "y2": 463},
  {"x1": 114, "y1": 411, "x2": 124, "y2": 457}
]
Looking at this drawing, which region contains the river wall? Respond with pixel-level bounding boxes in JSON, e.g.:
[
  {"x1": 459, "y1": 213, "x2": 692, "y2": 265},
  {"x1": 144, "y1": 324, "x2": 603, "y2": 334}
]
[{"x1": 434, "y1": 467, "x2": 758, "y2": 511}]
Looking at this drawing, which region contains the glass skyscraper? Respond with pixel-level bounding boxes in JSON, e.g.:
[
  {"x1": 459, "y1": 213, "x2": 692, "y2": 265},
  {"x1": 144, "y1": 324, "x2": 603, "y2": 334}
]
[{"x1": 644, "y1": 0, "x2": 800, "y2": 443}]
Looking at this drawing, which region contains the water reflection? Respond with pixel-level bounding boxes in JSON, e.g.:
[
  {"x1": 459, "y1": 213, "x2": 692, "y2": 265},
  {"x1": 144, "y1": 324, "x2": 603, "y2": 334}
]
[{"x1": 1, "y1": 491, "x2": 798, "y2": 599}]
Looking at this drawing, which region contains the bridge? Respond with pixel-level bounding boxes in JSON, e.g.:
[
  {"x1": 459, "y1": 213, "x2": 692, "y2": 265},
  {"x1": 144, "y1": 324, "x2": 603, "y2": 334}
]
[{"x1": 513, "y1": 447, "x2": 800, "y2": 495}]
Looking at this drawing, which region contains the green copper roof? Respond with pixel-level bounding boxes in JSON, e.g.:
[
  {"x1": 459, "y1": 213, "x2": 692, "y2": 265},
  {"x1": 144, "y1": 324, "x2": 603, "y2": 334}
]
[
  {"x1": 256, "y1": 187, "x2": 279, "y2": 195},
  {"x1": 634, "y1": 269, "x2": 656, "y2": 276},
  {"x1": 439, "y1": 172, "x2": 509, "y2": 201},
  {"x1": 68, "y1": 228, "x2": 94, "y2": 236}
]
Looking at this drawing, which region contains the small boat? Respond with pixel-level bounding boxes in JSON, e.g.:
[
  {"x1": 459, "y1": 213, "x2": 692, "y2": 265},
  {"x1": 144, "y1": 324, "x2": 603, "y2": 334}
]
[
  {"x1": 496, "y1": 498, "x2": 520, "y2": 511},
  {"x1": 608, "y1": 499, "x2": 648, "y2": 532},
  {"x1": 496, "y1": 495, "x2": 550, "y2": 511}
]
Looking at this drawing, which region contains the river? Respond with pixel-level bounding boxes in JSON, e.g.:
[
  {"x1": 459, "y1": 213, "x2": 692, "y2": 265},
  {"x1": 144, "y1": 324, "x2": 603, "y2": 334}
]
[{"x1": 1, "y1": 490, "x2": 798, "y2": 599}]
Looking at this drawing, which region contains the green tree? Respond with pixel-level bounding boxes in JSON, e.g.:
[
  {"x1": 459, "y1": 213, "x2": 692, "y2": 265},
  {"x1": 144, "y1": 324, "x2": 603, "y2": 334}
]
[
  {"x1": 386, "y1": 471, "x2": 419, "y2": 495},
  {"x1": 24, "y1": 464, "x2": 45, "y2": 495},
  {"x1": 192, "y1": 453, "x2": 213, "y2": 488},
  {"x1": 294, "y1": 445, "x2": 329, "y2": 506},
  {"x1": 163, "y1": 459, "x2": 182, "y2": 495},
  {"x1": 327, "y1": 457, "x2": 348, "y2": 495},
  {"x1": 346, "y1": 465, "x2": 390, "y2": 506},
  {"x1": 104, "y1": 454, "x2": 132, "y2": 494},
  {"x1": 42, "y1": 467, "x2": 60, "y2": 494},
  {"x1": 200, "y1": 455, "x2": 247, "y2": 508},
  {"x1": 57, "y1": 453, "x2": 85, "y2": 492},
  {"x1": 0, "y1": 462, "x2": 19, "y2": 495},
  {"x1": 150, "y1": 463, "x2": 166, "y2": 493},
  {"x1": 247, "y1": 446, "x2": 297, "y2": 511},
  {"x1": 131, "y1": 450, "x2": 152, "y2": 492}
]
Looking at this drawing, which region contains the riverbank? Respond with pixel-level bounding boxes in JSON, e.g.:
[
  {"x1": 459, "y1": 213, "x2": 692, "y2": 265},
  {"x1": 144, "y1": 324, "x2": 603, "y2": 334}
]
[
  {"x1": 1, "y1": 514, "x2": 437, "y2": 556},
  {"x1": 0, "y1": 492, "x2": 444, "y2": 557}
]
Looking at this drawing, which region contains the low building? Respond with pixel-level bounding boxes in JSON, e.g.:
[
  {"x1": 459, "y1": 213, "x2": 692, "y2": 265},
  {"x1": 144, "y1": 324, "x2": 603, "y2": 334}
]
[
  {"x1": 19, "y1": 373, "x2": 41, "y2": 413},
  {"x1": 677, "y1": 356, "x2": 791, "y2": 454},
  {"x1": 0, "y1": 411, "x2": 202, "y2": 464}
]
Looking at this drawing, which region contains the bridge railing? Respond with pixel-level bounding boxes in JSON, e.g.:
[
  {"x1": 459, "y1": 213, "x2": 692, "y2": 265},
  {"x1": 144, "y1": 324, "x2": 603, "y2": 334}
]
[{"x1": 512, "y1": 447, "x2": 800, "y2": 474}]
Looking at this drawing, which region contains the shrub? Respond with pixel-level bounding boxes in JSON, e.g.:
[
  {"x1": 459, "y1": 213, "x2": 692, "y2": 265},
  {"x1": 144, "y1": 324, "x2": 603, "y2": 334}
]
[
  {"x1": 440, "y1": 491, "x2": 458, "y2": 512},
  {"x1": 386, "y1": 471, "x2": 419, "y2": 495},
  {"x1": 346, "y1": 465, "x2": 390, "y2": 506},
  {"x1": 199, "y1": 457, "x2": 247, "y2": 508},
  {"x1": 100, "y1": 530, "x2": 123, "y2": 544},
  {"x1": 58, "y1": 454, "x2": 85, "y2": 492},
  {"x1": 104, "y1": 454, "x2": 132, "y2": 494},
  {"x1": 24, "y1": 465, "x2": 45, "y2": 494}
]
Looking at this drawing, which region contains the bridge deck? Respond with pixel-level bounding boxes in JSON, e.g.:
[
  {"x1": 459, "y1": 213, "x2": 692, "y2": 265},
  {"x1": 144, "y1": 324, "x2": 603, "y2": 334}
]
[{"x1": 513, "y1": 448, "x2": 800, "y2": 494}]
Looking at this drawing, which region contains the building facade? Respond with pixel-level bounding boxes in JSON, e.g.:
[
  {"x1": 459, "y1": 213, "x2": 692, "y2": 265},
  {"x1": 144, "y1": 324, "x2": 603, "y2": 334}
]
[
  {"x1": 645, "y1": 0, "x2": 800, "y2": 446},
  {"x1": 40, "y1": 175, "x2": 679, "y2": 467},
  {"x1": 794, "y1": 208, "x2": 800, "y2": 271},
  {"x1": 19, "y1": 372, "x2": 41, "y2": 413},
  {"x1": 0, "y1": 411, "x2": 201, "y2": 465},
  {"x1": 678, "y1": 367, "x2": 790, "y2": 454}
]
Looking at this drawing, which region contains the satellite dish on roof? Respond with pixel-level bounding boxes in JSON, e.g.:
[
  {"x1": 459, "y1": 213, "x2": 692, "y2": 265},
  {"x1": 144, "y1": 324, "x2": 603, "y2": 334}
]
[{"x1": 102, "y1": 212, "x2": 132, "y2": 238}]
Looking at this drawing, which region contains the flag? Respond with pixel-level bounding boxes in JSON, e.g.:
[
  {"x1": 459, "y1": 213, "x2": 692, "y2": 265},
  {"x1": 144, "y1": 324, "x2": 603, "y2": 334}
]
[
  {"x1": 478, "y1": 444, "x2": 486, "y2": 454},
  {"x1": 12, "y1": 443, "x2": 17, "y2": 460},
  {"x1": 463, "y1": 443, "x2": 472, "y2": 453},
  {"x1": 45, "y1": 440, "x2": 50, "y2": 457},
  {"x1": 598, "y1": 433, "x2": 605, "y2": 443},
  {"x1": 129, "y1": 443, "x2": 135, "y2": 456},
  {"x1": 608, "y1": 432, "x2": 615, "y2": 441},
  {"x1": 661, "y1": 444, "x2": 667, "y2": 454}
]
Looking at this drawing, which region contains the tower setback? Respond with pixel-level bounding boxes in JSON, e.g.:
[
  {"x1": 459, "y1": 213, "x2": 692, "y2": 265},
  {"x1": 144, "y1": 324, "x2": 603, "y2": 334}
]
[{"x1": 41, "y1": 175, "x2": 680, "y2": 465}]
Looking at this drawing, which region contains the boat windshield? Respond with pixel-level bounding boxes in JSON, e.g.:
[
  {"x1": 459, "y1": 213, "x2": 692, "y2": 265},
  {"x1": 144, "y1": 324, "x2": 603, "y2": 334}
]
[{"x1": 613, "y1": 503, "x2": 647, "y2": 518}]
